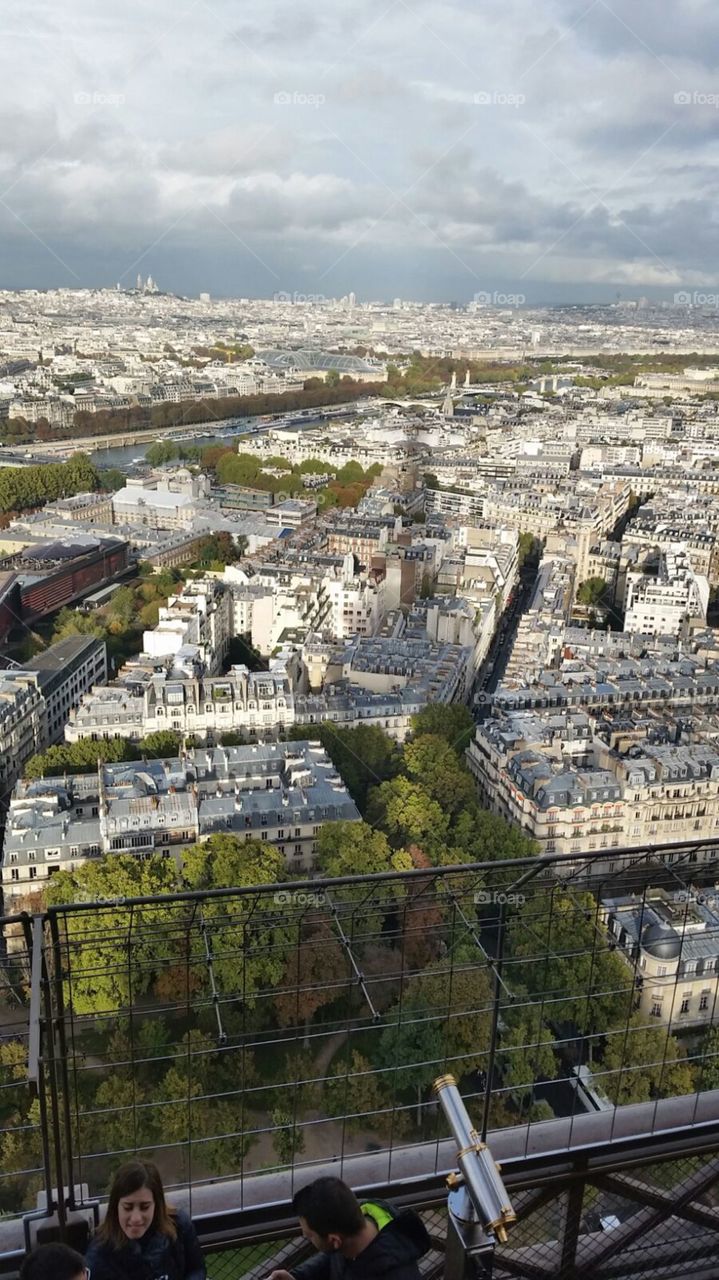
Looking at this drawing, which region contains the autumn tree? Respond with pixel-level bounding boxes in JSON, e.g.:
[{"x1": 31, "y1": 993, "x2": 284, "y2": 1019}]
[{"x1": 273, "y1": 917, "x2": 346, "y2": 1031}]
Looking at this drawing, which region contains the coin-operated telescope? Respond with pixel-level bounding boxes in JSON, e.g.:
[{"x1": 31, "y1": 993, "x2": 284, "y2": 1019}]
[{"x1": 433, "y1": 1074, "x2": 515, "y2": 1279}]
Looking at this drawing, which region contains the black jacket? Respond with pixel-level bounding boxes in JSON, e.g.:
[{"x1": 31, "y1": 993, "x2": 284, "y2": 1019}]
[
  {"x1": 85, "y1": 1208, "x2": 206, "y2": 1280},
  {"x1": 290, "y1": 1200, "x2": 431, "y2": 1280}
]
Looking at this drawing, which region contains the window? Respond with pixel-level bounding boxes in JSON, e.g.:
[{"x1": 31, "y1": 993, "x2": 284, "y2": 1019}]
[
  {"x1": 10, "y1": 869, "x2": 19, "y2": 881},
  {"x1": 651, "y1": 1002, "x2": 662, "y2": 1017},
  {"x1": 29, "y1": 867, "x2": 37, "y2": 880},
  {"x1": 699, "y1": 992, "x2": 710, "y2": 1011},
  {"x1": 657, "y1": 965, "x2": 667, "y2": 977},
  {"x1": 680, "y1": 998, "x2": 690, "y2": 1015}
]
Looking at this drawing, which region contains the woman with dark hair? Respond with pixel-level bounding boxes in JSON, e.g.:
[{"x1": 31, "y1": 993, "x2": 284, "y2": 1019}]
[{"x1": 84, "y1": 1159, "x2": 206, "y2": 1280}]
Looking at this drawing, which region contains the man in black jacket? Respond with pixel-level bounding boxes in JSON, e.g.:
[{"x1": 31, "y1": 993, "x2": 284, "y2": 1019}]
[{"x1": 269, "y1": 1177, "x2": 430, "y2": 1280}]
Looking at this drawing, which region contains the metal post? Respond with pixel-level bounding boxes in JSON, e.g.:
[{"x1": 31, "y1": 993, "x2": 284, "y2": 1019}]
[
  {"x1": 26, "y1": 916, "x2": 55, "y2": 1223},
  {"x1": 444, "y1": 1186, "x2": 496, "y2": 1280}
]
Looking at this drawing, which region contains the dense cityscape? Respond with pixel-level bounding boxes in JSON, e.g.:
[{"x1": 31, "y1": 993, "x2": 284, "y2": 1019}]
[
  {"x1": 0, "y1": 287, "x2": 718, "y2": 1267},
  {"x1": 3, "y1": 0, "x2": 719, "y2": 1271}
]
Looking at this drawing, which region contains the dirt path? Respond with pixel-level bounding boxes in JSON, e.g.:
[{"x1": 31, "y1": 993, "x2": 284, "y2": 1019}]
[{"x1": 312, "y1": 1028, "x2": 349, "y2": 1077}]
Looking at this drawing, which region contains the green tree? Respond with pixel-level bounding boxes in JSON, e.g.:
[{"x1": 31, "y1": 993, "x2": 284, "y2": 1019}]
[
  {"x1": 315, "y1": 821, "x2": 398, "y2": 878},
  {"x1": 324, "y1": 369, "x2": 341, "y2": 388},
  {"x1": 24, "y1": 737, "x2": 140, "y2": 779},
  {"x1": 517, "y1": 531, "x2": 540, "y2": 568},
  {"x1": 410, "y1": 704, "x2": 474, "y2": 754},
  {"x1": 408, "y1": 947, "x2": 494, "y2": 1076},
  {"x1": 181, "y1": 835, "x2": 287, "y2": 998},
  {"x1": 335, "y1": 460, "x2": 365, "y2": 485},
  {"x1": 138, "y1": 730, "x2": 182, "y2": 758},
  {"x1": 270, "y1": 1106, "x2": 306, "y2": 1165},
  {"x1": 51, "y1": 608, "x2": 107, "y2": 644},
  {"x1": 497, "y1": 1007, "x2": 558, "y2": 1106},
  {"x1": 98, "y1": 468, "x2": 127, "y2": 492},
  {"x1": 698, "y1": 1024, "x2": 719, "y2": 1091},
  {"x1": 577, "y1": 576, "x2": 607, "y2": 607},
  {"x1": 507, "y1": 891, "x2": 635, "y2": 1046},
  {"x1": 366, "y1": 776, "x2": 449, "y2": 856},
  {"x1": 290, "y1": 722, "x2": 401, "y2": 812},
  {"x1": 452, "y1": 806, "x2": 538, "y2": 864},
  {"x1": 324, "y1": 1050, "x2": 394, "y2": 1136},
  {"x1": 106, "y1": 586, "x2": 135, "y2": 631},
  {"x1": 403, "y1": 734, "x2": 477, "y2": 818},
  {"x1": 375, "y1": 997, "x2": 443, "y2": 1125},
  {"x1": 45, "y1": 854, "x2": 181, "y2": 1013},
  {"x1": 601, "y1": 1017, "x2": 696, "y2": 1105}
]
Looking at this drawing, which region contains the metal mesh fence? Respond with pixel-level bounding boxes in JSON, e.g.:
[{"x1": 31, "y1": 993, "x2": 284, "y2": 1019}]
[
  {"x1": 0, "y1": 919, "x2": 45, "y2": 1222},
  {"x1": 2, "y1": 848, "x2": 719, "y2": 1275},
  {"x1": 43, "y1": 852, "x2": 719, "y2": 1203}
]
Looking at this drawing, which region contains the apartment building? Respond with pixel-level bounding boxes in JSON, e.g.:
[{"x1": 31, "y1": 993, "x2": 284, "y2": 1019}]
[
  {"x1": 625, "y1": 548, "x2": 709, "y2": 638},
  {"x1": 601, "y1": 888, "x2": 719, "y2": 1028},
  {"x1": 0, "y1": 672, "x2": 46, "y2": 796},
  {"x1": 1, "y1": 741, "x2": 360, "y2": 912},
  {"x1": 20, "y1": 636, "x2": 107, "y2": 746},
  {"x1": 65, "y1": 662, "x2": 295, "y2": 744},
  {"x1": 467, "y1": 710, "x2": 719, "y2": 862},
  {"x1": 143, "y1": 578, "x2": 232, "y2": 674},
  {"x1": 425, "y1": 488, "x2": 486, "y2": 522}
]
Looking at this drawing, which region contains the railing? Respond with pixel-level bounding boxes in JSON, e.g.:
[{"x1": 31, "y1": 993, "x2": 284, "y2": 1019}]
[{"x1": 2, "y1": 847, "x2": 719, "y2": 1277}]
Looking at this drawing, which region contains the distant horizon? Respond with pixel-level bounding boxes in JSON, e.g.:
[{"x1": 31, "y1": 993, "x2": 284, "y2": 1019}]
[{"x1": 2, "y1": 279, "x2": 717, "y2": 314}]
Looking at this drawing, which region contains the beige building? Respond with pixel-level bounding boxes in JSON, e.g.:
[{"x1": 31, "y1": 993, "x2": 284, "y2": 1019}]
[
  {"x1": 601, "y1": 888, "x2": 719, "y2": 1028},
  {"x1": 467, "y1": 712, "x2": 719, "y2": 865}
]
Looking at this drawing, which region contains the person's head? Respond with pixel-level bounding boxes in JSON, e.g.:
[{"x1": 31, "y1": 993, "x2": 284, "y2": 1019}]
[
  {"x1": 20, "y1": 1243, "x2": 86, "y2": 1280},
  {"x1": 292, "y1": 1178, "x2": 365, "y2": 1253},
  {"x1": 98, "y1": 1159, "x2": 177, "y2": 1249}
]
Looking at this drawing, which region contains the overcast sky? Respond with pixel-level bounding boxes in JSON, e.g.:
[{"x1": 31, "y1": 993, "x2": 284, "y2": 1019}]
[{"x1": 0, "y1": 0, "x2": 717, "y2": 302}]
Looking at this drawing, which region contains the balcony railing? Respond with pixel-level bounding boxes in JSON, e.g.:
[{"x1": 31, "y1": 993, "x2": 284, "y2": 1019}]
[{"x1": 2, "y1": 847, "x2": 719, "y2": 1277}]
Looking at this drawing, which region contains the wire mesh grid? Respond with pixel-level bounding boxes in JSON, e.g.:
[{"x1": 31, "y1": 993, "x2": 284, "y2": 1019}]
[
  {"x1": 2, "y1": 847, "x2": 719, "y2": 1272},
  {"x1": 0, "y1": 920, "x2": 46, "y2": 1220},
  {"x1": 45, "y1": 854, "x2": 719, "y2": 1194},
  {"x1": 492, "y1": 1150, "x2": 719, "y2": 1280}
]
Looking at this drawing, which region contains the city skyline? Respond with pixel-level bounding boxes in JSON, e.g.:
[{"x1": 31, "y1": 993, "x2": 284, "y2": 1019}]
[{"x1": 1, "y1": 0, "x2": 718, "y2": 300}]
